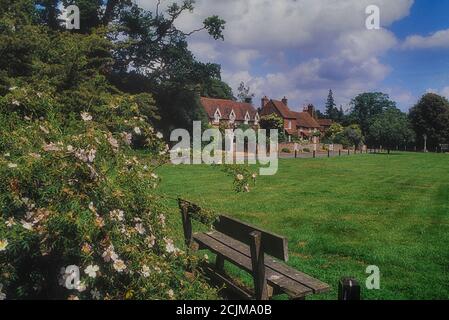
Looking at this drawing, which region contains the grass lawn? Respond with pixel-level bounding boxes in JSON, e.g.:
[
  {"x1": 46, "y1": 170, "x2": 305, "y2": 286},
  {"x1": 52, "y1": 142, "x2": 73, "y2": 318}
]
[{"x1": 155, "y1": 152, "x2": 449, "y2": 300}]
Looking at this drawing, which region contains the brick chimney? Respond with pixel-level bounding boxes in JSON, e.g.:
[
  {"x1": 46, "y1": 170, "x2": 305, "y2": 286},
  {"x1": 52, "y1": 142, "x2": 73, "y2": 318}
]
[
  {"x1": 304, "y1": 104, "x2": 315, "y2": 118},
  {"x1": 261, "y1": 96, "x2": 269, "y2": 108},
  {"x1": 282, "y1": 96, "x2": 288, "y2": 106}
]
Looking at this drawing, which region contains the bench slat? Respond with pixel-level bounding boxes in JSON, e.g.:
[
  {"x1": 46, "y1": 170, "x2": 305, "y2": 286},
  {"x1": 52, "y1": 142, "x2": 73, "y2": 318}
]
[
  {"x1": 206, "y1": 231, "x2": 330, "y2": 294},
  {"x1": 194, "y1": 232, "x2": 313, "y2": 298},
  {"x1": 214, "y1": 215, "x2": 289, "y2": 262}
]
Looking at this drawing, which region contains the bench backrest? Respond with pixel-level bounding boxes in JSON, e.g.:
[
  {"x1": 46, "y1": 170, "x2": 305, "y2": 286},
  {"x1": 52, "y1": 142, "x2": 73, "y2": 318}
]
[{"x1": 214, "y1": 215, "x2": 289, "y2": 262}]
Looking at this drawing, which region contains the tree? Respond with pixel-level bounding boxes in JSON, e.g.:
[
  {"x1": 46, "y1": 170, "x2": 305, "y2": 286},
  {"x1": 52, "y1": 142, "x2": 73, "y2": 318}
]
[
  {"x1": 237, "y1": 81, "x2": 255, "y2": 103},
  {"x1": 335, "y1": 124, "x2": 364, "y2": 149},
  {"x1": 348, "y1": 92, "x2": 397, "y2": 136},
  {"x1": 259, "y1": 113, "x2": 286, "y2": 142},
  {"x1": 324, "y1": 123, "x2": 344, "y2": 143},
  {"x1": 409, "y1": 93, "x2": 449, "y2": 150},
  {"x1": 201, "y1": 78, "x2": 234, "y2": 100},
  {"x1": 325, "y1": 89, "x2": 339, "y2": 121},
  {"x1": 367, "y1": 108, "x2": 415, "y2": 151}
]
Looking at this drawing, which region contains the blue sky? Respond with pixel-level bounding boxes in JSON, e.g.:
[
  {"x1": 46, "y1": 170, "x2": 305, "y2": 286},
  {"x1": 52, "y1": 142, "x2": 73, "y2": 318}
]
[{"x1": 138, "y1": 0, "x2": 449, "y2": 113}]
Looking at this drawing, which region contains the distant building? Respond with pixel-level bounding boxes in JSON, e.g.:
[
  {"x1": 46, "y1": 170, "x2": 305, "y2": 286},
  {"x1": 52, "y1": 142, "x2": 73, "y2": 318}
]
[
  {"x1": 200, "y1": 97, "x2": 259, "y2": 127},
  {"x1": 260, "y1": 96, "x2": 332, "y2": 141}
]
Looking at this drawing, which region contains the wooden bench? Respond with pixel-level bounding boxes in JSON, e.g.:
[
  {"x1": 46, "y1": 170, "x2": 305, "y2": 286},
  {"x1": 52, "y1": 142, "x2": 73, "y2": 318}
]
[{"x1": 179, "y1": 199, "x2": 330, "y2": 300}]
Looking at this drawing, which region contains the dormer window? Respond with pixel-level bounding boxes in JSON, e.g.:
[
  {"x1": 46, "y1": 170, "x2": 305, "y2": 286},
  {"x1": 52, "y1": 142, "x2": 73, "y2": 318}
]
[
  {"x1": 214, "y1": 108, "x2": 221, "y2": 124},
  {"x1": 244, "y1": 112, "x2": 251, "y2": 124},
  {"x1": 229, "y1": 110, "x2": 236, "y2": 124}
]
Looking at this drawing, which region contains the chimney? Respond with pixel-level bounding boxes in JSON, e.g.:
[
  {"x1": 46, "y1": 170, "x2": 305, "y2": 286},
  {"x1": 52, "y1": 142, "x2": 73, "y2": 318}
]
[
  {"x1": 261, "y1": 96, "x2": 269, "y2": 108},
  {"x1": 282, "y1": 96, "x2": 288, "y2": 106},
  {"x1": 305, "y1": 104, "x2": 315, "y2": 118}
]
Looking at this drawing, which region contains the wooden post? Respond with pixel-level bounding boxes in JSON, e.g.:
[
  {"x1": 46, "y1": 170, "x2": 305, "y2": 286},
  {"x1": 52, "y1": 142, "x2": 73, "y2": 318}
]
[
  {"x1": 249, "y1": 231, "x2": 268, "y2": 300},
  {"x1": 338, "y1": 277, "x2": 361, "y2": 300},
  {"x1": 339, "y1": 149, "x2": 341, "y2": 157},
  {"x1": 295, "y1": 150, "x2": 298, "y2": 158},
  {"x1": 215, "y1": 255, "x2": 225, "y2": 272},
  {"x1": 328, "y1": 150, "x2": 330, "y2": 158},
  {"x1": 313, "y1": 151, "x2": 316, "y2": 158},
  {"x1": 347, "y1": 149, "x2": 350, "y2": 156},
  {"x1": 178, "y1": 199, "x2": 193, "y2": 247}
]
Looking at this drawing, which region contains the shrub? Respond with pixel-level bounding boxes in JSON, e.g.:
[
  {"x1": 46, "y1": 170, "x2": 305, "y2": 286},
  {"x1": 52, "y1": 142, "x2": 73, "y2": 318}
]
[
  {"x1": 281, "y1": 148, "x2": 291, "y2": 153},
  {"x1": 303, "y1": 148, "x2": 311, "y2": 153}
]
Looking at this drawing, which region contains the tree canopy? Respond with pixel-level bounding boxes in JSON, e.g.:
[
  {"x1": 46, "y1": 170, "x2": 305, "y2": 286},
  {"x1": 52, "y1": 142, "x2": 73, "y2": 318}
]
[{"x1": 409, "y1": 93, "x2": 449, "y2": 149}]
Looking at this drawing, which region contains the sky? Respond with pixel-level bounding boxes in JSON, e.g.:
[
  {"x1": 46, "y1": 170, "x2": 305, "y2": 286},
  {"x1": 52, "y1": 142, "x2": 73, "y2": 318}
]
[{"x1": 136, "y1": 0, "x2": 449, "y2": 113}]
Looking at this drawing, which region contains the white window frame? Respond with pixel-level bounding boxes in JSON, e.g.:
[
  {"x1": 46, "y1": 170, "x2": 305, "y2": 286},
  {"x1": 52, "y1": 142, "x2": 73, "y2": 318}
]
[
  {"x1": 288, "y1": 120, "x2": 292, "y2": 130},
  {"x1": 229, "y1": 109, "x2": 236, "y2": 124},
  {"x1": 244, "y1": 112, "x2": 251, "y2": 125},
  {"x1": 254, "y1": 113, "x2": 260, "y2": 125},
  {"x1": 214, "y1": 108, "x2": 222, "y2": 124}
]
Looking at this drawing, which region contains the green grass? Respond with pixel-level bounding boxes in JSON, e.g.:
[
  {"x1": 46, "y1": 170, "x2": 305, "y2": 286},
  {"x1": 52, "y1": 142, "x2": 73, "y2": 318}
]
[{"x1": 156, "y1": 152, "x2": 449, "y2": 300}]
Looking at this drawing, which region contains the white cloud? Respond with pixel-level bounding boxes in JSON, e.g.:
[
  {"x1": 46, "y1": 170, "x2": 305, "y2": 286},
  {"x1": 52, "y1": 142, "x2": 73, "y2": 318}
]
[
  {"x1": 402, "y1": 29, "x2": 449, "y2": 49},
  {"x1": 136, "y1": 0, "x2": 414, "y2": 109}
]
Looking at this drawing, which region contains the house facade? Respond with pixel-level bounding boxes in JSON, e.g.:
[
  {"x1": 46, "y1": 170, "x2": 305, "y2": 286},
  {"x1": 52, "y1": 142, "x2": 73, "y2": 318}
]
[
  {"x1": 260, "y1": 96, "x2": 332, "y2": 141},
  {"x1": 200, "y1": 97, "x2": 260, "y2": 127}
]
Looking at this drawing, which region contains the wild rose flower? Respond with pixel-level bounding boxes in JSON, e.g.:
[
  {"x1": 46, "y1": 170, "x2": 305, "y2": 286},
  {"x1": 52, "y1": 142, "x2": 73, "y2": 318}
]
[
  {"x1": 84, "y1": 265, "x2": 99, "y2": 278},
  {"x1": 81, "y1": 112, "x2": 92, "y2": 121},
  {"x1": 75, "y1": 281, "x2": 87, "y2": 292},
  {"x1": 12, "y1": 100, "x2": 20, "y2": 106},
  {"x1": 113, "y1": 259, "x2": 126, "y2": 273},
  {"x1": 9, "y1": 86, "x2": 17, "y2": 91},
  {"x1": 141, "y1": 265, "x2": 151, "y2": 278},
  {"x1": 95, "y1": 216, "x2": 105, "y2": 228},
  {"x1": 21, "y1": 220, "x2": 33, "y2": 231},
  {"x1": 43, "y1": 143, "x2": 61, "y2": 152},
  {"x1": 236, "y1": 174, "x2": 244, "y2": 181},
  {"x1": 88, "y1": 202, "x2": 97, "y2": 213},
  {"x1": 133, "y1": 127, "x2": 141, "y2": 135},
  {"x1": 146, "y1": 235, "x2": 156, "y2": 248},
  {"x1": 107, "y1": 135, "x2": 119, "y2": 151},
  {"x1": 81, "y1": 243, "x2": 92, "y2": 254},
  {"x1": 167, "y1": 289, "x2": 174, "y2": 299},
  {"x1": 5, "y1": 218, "x2": 16, "y2": 228},
  {"x1": 135, "y1": 223, "x2": 146, "y2": 235},
  {"x1": 164, "y1": 238, "x2": 176, "y2": 254},
  {"x1": 109, "y1": 209, "x2": 124, "y2": 222},
  {"x1": 156, "y1": 132, "x2": 163, "y2": 139},
  {"x1": 102, "y1": 245, "x2": 118, "y2": 263},
  {"x1": 7, "y1": 163, "x2": 17, "y2": 169},
  {"x1": 122, "y1": 132, "x2": 132, "y2": 145},
  {"x1": 244, "y1": 185, "x2": 250, "y2": 193},
  {"x1": 91, "y1": 289, "x2": 101, "y2": 300},
  {"x1": 0, "y1": 239, "x2": 8, "y2": 251}
]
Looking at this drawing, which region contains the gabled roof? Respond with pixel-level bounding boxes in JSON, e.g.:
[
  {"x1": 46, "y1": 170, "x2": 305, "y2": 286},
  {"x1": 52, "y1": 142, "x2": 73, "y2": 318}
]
[
  {"x1": 317, "y1": 119, "x2": 333, "y2": 127},
  {"x1": 293, "y1": 111, "x2": 321, "y2": 129},
  {"x1": 268, "y1": 100, "x2": 297, "y2": 119},
  {"x1": 200, "y1": 97, "x2": 258, "y2": 121}
]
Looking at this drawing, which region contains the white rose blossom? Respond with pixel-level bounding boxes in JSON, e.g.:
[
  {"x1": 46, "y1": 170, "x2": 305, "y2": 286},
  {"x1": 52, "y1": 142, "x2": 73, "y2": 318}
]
[{"x1": 84, "y1": 265, "x2": 99, "y2": 279}]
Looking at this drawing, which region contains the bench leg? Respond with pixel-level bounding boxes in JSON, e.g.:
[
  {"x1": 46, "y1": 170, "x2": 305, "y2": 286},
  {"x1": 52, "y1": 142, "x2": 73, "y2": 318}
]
[
  {"x1": 216, "y1": 254, "x2": 225, "y2": 272},
  {"x1": 249, "y1": 231, "x2": 268, "y2": 300}
]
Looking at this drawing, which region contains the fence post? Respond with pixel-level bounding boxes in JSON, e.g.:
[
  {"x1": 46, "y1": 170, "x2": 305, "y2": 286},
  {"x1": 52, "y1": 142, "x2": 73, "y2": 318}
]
[
  {"x1": 339, "y1": 149, "x2": 341, "y2": 157},
  {"x1": 348, "y1": 149, "x2": 350, "y2": 156},
  {"x1": 295, "y1": 150, "x2": 298, "y2": 158},
  {"x1": 328, "y1": 150, "x2": 330, "y2": 158},
  {"x1": 338, "y1": 277, "x2": 361, "y2": 300},
  {"x1": 313, "y1": 150, "x2": 316, "y2": 158}
]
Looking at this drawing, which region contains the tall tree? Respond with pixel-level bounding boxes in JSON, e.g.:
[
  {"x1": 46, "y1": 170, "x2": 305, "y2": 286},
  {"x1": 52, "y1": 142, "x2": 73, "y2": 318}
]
[
  {"x1": 348, "y1": 92, "x2": 397, "y2": 136},
  {"x1": 237, "y1": 81, "x2": 254, "y2": 103},
  {"x1": 367, "y1": 108, "x2": 415, "y2": 150},
  {"x1": 409, "y1": 93, "x2": 449, "y2": 149},
  {"x1": 325, "y1": 89, "x2": 339, "y2": 121}
]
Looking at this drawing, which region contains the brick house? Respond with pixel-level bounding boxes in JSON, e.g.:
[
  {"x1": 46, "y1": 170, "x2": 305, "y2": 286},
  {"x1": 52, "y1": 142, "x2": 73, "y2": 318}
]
[
  {"x1": 260, "y1": 96, "x2": 327, "y2": 141},
  {"x1": 200, "y1": 97, "x2": 260, "y2": 127}
]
